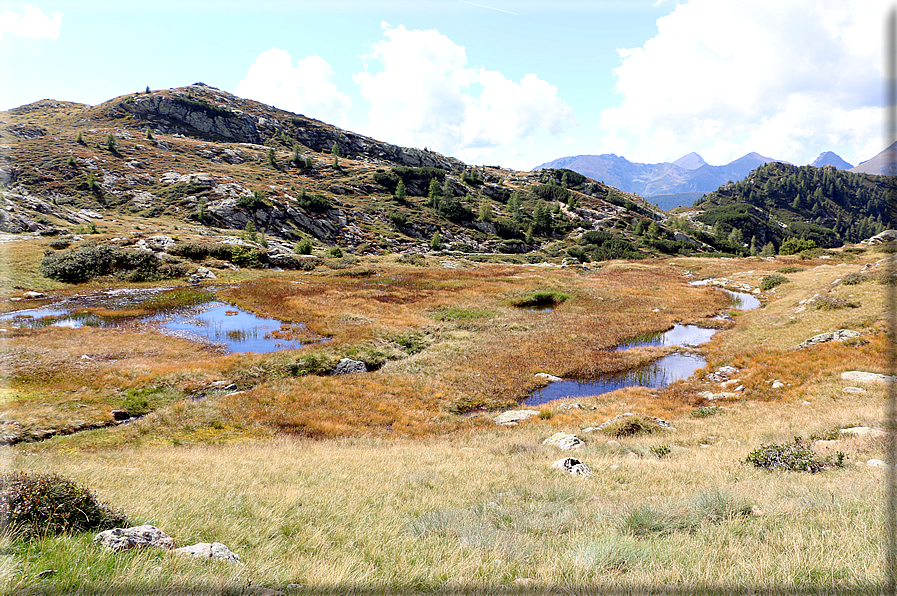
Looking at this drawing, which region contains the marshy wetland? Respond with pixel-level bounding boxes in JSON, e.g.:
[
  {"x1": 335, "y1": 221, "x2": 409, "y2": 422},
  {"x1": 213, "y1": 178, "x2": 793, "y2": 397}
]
[{"x1": 2, "y1": 240, "x2": 894, "y2": 594}]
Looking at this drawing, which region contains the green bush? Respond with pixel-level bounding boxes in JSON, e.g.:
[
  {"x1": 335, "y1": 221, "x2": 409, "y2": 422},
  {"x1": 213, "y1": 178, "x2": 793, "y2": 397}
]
[
  {"x1": 690, "y1": 406, "x2": 723, "y2": 418},
  {"x1": 40, "y1": 244, "x2": 176, "y2": 283},
  {"x1": 1, "y1": 472, "x2": 128, "y2": 538},
  {"x1": 328, "y1": 246, "x2": 344, "y2": 258},
  {"x1": 841, "y1": 272, "x2": 867, "y2": 285},
  {"x1": 759, "y1": 274, "x2": 789, "y2": 291},
  {"x1": 745, "y1": 437, "x2": 843, "y2": 472},
  {"x1": 776, "y1": 266, "x2": 804, "y2": 274},
  {"x1": 295, "y1": 239, "x2": 313, "y2": 255},
  {"x1": 779, "y1": 237, "x2": 817, "y2": 255}
]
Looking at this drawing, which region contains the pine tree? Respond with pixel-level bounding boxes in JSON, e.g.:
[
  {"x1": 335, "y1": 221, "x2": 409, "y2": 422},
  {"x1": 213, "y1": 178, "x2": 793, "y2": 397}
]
[
  {"x1": 427, "y1": 178, "x2": 442, "y2": 209},
  {"x1": 525, "y1": 225, "x2": 534, "y2": 244},
  {"x1": 430, "y1": 231, "x2": 442, "y2": 251},
  {"x1": 395, "y1": 179, "x2": 406, "y2": 202},
  {"x1": 478, "y1": 200, "x2": 493, "y2": 223}
]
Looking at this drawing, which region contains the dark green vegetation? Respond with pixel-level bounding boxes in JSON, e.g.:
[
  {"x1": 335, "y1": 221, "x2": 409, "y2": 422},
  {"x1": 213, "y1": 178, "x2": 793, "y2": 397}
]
[
  {"x1": 0, "y1": 472, "x2": 128, "y2": 538},
  {"x1": 745, "y1": 438, "x2": 845, "y2": 473},
  {"x1": 693, "y1": 162, "x2": 893, "y2": 255}
]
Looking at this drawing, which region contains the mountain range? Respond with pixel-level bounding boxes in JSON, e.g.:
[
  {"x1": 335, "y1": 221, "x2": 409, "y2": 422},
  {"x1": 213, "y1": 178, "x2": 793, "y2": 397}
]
[{"x1": 534, "y1": 147, "x2": 891, "y2": 210}]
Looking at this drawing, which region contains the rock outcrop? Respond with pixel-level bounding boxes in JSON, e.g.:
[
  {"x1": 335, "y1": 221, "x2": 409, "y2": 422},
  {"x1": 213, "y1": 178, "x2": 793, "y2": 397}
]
[
  {"x1": 93, "y1": 525, "x2": 175, "y2": 551},
  {"x1": 175, "y1": 542, "x2": 242, "y2": 564}
]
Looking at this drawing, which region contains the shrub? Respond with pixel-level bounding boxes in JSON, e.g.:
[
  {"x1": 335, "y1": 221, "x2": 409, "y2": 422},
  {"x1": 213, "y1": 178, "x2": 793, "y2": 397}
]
[
  {"x1": 602, "y1": 416, "x2": 661, "y2": 438},
  {"x1": 328, "y1": 246, "x2": 344, "y2": 258},
  {"x1": 779, "y1": 237, "x2": 817, "y2": 255},
  {"x1": 814, "y1": 296, "x2": 860, "y2": 310},
  {"x1": 40, "y1": 244, "x2": 172, "y2": 283},
  {"x1": 777, "y1": 266, "x2": 804, "y2": 274},
  {"x1": 841, "y1": 272, "x2": 867, "y2": 285},
  {"x1": 396, "y1": 253, "x2": 427, "y2": 267},
  {"x1": 759, "y1": 274, "x2": 789, "y2": 291},
  {"x1": 295, "y1": 239, "x2": 313, "y2": 255},
  {"x1": 745, "y1": 437, "x2": 843, "y2": 472},
  {"x1": 47, "y1": 238, "x2": 71, "y2": 250},
  {"x1": 0, "y1": 472, "x2": 128, "y2": 538}
]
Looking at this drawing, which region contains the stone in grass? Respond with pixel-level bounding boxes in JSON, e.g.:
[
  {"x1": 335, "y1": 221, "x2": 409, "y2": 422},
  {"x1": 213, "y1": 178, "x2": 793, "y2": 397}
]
[
  {"x1": 542, "y1": 432, "x2": 583, "y2": 451},
  {"x1": 552, "y1": 457, "x2": 592, "y2": 476},
  {"x1": 843, "y1": 387, "x2": 866, "y2": 394},
  {"x1": 93, "y1": 525, "x2": 175, "y2": 551},
  {"x1": 841, "y1": 371, "x2": 896, "y2": 385},
  {"x1": 839, "y1": 427, "x2": 886, "y2": 439},
  {"x1": 493, "y1": 409, "x2": 539, "y2": 426},
  {"x1": 868, "y1": 459, "x2": 889, "y2": 469},
  {"x1": 175, "y1": 542, "x2": 242, "y2": 564},
  {"x1": 534, "y1": 372, "x2": 562, "y2": 383},
  {"x1": 332, "y1": 358, "x2": 367, "y2": 375}
]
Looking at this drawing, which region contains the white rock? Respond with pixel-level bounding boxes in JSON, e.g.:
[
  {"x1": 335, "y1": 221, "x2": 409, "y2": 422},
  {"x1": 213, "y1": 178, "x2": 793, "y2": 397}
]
[
  {"x1": 843, "y1": 387, "x2": 866, "y2": 394},
  {"x1": 552, "y1": 457, "x2": 592, "y2": 476},
  {"x1": 840, "y1": 427, "x2": 886, "y2": 439},
  {"x1": 175, "y1": 542, "x2": 241, "y2": 564},
  {"x1": 93, "y1": 525, "x2": 174, "y2": 551},
  {"x1": 534, "y1": 372, "x2": 563, "y2": 383},
  {"x1": 543, "y1": 432, "x2": 584, "y2": 451},
  {"x1": 841, "y1": 371, "x2": 896, "y2": 385},
  {"x1": 868, "y1": 459, "x2": 890, "y2": 469},
  {"x1": 771, "y1": 380, "x2": 785, "y2": 389},
  {"x1": 493, "y1": 410, "x2": 539, "y2": 426}
]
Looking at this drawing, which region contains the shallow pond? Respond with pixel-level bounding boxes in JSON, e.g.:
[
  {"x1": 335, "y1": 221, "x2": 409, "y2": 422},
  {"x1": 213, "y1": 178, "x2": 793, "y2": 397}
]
[
  {"x1": 614, "y1": 324, "x2": 718, "y2": 350},
  {"x1": 0, "y1": 289, "x2": 323, "y2": 354},
  {"x1": 524, "y1": 352, "x2": 707, "y2": 406}
]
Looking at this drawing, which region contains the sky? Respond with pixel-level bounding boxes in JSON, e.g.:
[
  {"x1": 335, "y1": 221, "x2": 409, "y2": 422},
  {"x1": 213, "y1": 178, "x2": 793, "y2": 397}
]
[{"x1": 0, "y1": 0, "x2": 889, "y2": 171}]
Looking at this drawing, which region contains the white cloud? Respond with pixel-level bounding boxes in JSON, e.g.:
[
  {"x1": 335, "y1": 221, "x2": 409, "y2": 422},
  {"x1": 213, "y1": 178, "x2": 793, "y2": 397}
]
[
  {"x1": 353, "y1": 23, "x2": 575, "y2": 165},
  {"x1": 235, "y1": 47, "x2": 352, "y2": 128},
  {"x1": 601, "y1": 0, "x2": 887, "y2": 166},
  {"x1": 0, "y1": 3, "x2": 62, "y2": 40}
]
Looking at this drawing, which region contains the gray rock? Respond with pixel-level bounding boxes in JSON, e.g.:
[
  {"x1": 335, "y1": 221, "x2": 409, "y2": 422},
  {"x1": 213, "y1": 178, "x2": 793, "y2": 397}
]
[
  {"x1": 93, "y1": 525, "x2": 175, "y2": 551},
  {"x1": 543, "y1": 432, "x2": 584, "y2": 451},
  {"x1": 868, "y1": 230, "x2": 897, "y2": 245},
  {"x1": 195, "y1": 266, "x2": 216, "y2": 280},
  {"x1": 839, "y1": 426, "x2": 886, "y2": 438},
  {"x1": 843, "y1": 386, "x2": 866, "y2": 394},
  {"x1": 796, "y1": 329, "x2": 861, "y2": 349},
  {"x1": 705, "y1": 366, "x2": 739, "y2": 382},
  {"x1": 332, "y1": 358, "x2": 367, "y2": 375},
  {"x1": 493, "y1": 409, "x2": 539, "y2": 426},
  {"x1": 841, "y1": 371, "x2": 896, "y2": 385},
  {"x1": 174, "y1": 542, "x2": 241, "y2": 564},
  {"x1": 552, "y1": 457, "x2": 592, "y2": 476},
  {"x1": 771, "y1": 380, "x2": 785, "y2": 389}
]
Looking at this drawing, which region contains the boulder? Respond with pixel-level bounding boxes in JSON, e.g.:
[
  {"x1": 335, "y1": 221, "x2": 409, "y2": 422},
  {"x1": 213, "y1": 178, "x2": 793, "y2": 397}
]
[
  {"x1": 542, "y1": 432, "x2": 584, "y2": 451},
  {"x1": 493, "y1": 409, "x2": 539, "y2": 426},
  {"x1": 843, "y1": 387, "x2": 866, "y2": 394},
  {"x1": 868, "y1": 230, "x2": 897, "y2": 245},
  {"x1": 93, "y1": 525, "x2": 175, "y2": 551},
  {"x1": 332, "y1": 358, "x2": 367, "y2": 375},
  {"x1": 551, "y1": 457, "x2": 592, "y2": 476},
  {"x1": 868, "y1": 459, "x2": 889, "y2": 469},
  {"x1": 771, "y1": 380, "x2": 785, "y2": 389},
  {"x1": 534, "y1": 373, "x2": 562, "y2": 383},
  {"x1": 839, "y1": 427, "x2": 886, "y2": 439},
  {"x1": 175, "y1": 542, "x2": 241, "y2": 564},
  {"x1": 796, "y1": 329, "x2": 861, "y2": 349},
  {"x1": 841, "y1": 371, "x2": 896, "y2": 385}
]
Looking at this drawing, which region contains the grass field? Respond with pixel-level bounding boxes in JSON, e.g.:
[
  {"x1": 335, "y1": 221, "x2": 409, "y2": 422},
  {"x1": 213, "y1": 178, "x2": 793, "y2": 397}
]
[{"x1": 2, "y1": 247, "x2": 894, "y2": 594}]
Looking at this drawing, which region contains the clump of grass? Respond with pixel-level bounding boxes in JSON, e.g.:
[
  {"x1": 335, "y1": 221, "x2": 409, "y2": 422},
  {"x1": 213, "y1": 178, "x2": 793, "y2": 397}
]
[
  {"x1": 509, "y1": 290, "x2": 570, "y2": 308},
  {"x1": 430, "y1": 306, "x2": 492, "y2": 322},
  {"x1": 396, "y1": 253, "x2": 428, "y2": 267},
  {"x1": 538, "y1": 408, "x2": 553, "y2": 420},
  {"x1": 119, "y1": 386, "x2": 183, "y2": 417},
  {"x1": 602, "y1": 416, "x2": 661, "y2": 438},
  {"x1": 0, "y1": 472, "x2": 128, "y2": 538},
  {"x1": 649, "y1": 444, "x2": 671, "y2": 458},
  {"x1": 841, "y1": 272, "x2": 867, "y2": 285},
  {"x1": 570, "y1": 536, "x2": 651, "y2": 572},
  {"x1": 759, "y1": 274, "x2": 789, "y2": 291},
  {"x1": 139, "y1": 288, "x2": 210, "y2": 312},
  {"x1": 814, "y1": 296, "x2": 861, "y2": 310},
  {"x1": 622, "y1": 504, "x2": 674, "y2": 536},
  {"x1": 389, "y1": 331, "x2": 428, "y2": 355},
  {"x1": 685, "y1": 488, "x2": 753, "y2": 525},
  {"x1": 776, "y1": 266, "x2": 804, "y2": 274},
  {"x1": 690, "y1": 406, "x2": 723, "y2": 418},
  {"x1": 745, "y1": 437, "x2": 844, "y2": 473}
]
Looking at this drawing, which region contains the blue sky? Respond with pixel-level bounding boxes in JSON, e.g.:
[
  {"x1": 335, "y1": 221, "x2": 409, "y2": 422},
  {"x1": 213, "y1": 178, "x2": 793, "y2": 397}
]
[{"x1": 0, "y1": 0, "x2": 888, "y2": 171}]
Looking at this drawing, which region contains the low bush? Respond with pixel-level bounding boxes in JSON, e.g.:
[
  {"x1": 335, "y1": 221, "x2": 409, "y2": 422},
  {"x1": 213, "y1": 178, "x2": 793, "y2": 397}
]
[
  {"x1": 602, "y1": 416, "x2": 661, "y2": 438},
  {"x1": 649, "y1": 445, "x2": 671, "y2": 458},
  {"x1": 690, "y1": 406, "x2": 723, "y2": 418},
  {"x1": 40, "y1": 244, "x2": 180, "y2": 283},
  {"x1": 841, "y1": 272, "x2": 867, "y2": 285},
  {"x1": 745, "y1": 437, "x2": 844, "y2": 472},
  {"x1": 814, "y1": 297, "x2": 861, "y2": 310},
  {"x1": 759, "y1": 274, "x2": 789, "y2": 291},
  {"x1": 0, "y1": 472, "x2": 128, "y2": 538},
  {"x1": 776, "y1": 266, "x2": 804, "y2": 274}
]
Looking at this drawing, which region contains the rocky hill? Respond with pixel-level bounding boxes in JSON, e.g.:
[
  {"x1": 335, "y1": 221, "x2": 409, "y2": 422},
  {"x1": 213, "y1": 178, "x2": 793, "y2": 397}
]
[{"x1": 0, "y1": 83, "x2": 736, "y2": 282}]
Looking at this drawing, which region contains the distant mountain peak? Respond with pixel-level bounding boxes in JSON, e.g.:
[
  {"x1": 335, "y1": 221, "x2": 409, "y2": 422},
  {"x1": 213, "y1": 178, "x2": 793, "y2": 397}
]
[
  {"x1": 672, "y1": 152, "x2": 707, "y2": 170},
  {"x1": 810, "y1": 151, "x2": 853, "y2": 170}
]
